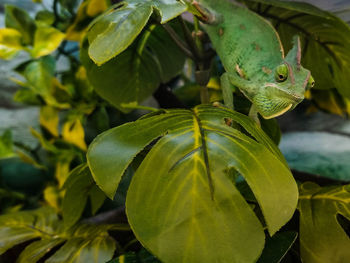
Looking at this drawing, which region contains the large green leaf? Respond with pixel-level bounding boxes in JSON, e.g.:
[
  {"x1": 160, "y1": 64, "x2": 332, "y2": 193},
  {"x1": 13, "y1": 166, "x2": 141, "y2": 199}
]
[
  {"x1": 87, "y1": 0, "x2": 187, "y2": 65},
  {"x1": 5, "y1": 5, "x2": 36, "y2": 45},
  {"x1": 81, "y1": 25, "x2": 186, "y2": 112},
  {"x1": 0, "y1": 207, "x2": 116, "y2": 263},
  {"x1": 245, "y1": 0, "x2": 350, "y2": 98},
  {"x1": 298, "y1": 182, "x2": 350, "y2": 263},
  {"x1": 88, "y1": 105, "x2": 297, "y2": 263}
]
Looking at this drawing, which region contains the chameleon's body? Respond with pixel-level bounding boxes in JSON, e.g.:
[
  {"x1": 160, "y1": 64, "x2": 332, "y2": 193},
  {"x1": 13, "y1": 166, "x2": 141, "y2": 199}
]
[{"x1": 197, "y1": 0, "x2": 313, "y2": 119}]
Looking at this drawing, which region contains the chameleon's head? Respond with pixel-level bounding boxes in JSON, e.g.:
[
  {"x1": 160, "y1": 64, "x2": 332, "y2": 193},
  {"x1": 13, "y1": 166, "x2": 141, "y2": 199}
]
[{"x1": 255, "y1": 36, "x2": 314, "y2": 119}]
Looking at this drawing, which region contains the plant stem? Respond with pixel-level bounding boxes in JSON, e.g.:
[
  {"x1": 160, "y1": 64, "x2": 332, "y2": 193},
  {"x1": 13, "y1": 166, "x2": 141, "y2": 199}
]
[
  {"x1": 162, "y1": 24, "x2": 195, "y2": 60},
  {"x1": 178, "y1": 16, "x2": 202, "y2": 60},
  {"x1": 200, "y1": 86, "x2": 210, "y2": 104},
  {"x1": 53, "y1": 0, "x2": 61, "y2": 26},
  {"x1": 193, "y1": 16, "x2": 203, "y2": 55}
]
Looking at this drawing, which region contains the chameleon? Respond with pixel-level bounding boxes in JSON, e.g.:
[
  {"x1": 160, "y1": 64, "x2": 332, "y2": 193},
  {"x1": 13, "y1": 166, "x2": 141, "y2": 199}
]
[{"x1": 192, "y1": 0, "x2": 314, "y2": 119}]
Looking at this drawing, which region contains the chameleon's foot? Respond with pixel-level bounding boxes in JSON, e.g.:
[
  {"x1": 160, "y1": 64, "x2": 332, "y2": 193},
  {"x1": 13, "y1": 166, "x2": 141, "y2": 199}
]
[
  {"x1": 249, "y1": 105, "x2": 261, "y2": 127},
  {"x1": 192, "y1": 1, "x2": 219, "y2": 24},
  {"x1": 212, "y1": 101, "x2": 222, "y2": 107}
]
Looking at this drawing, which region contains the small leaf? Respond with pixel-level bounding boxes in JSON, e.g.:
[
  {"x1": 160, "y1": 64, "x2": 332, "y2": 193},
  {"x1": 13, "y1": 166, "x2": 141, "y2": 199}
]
[
  {"x1": 5, "y1": 5, "x2": 36, "y2": 45},
  {"x1": 88, "y1": 105, "x2": 297, "y2": 263},
  {"x1": 35, "y1": 10, "x2": 55, "y2": 26},
  {"x1": 65, "y1": 0, "x2": 109, "y2": 42},
  {"x1": 31, "y1": 26, "x2": 65, "y2": 58},
  {"x1": 62, "y1": 118, "x2": 87, "y2": 151},
  {"x1": 298, "y1": 182, "x2": 350, "y2": 263},
  {"x1": 40, "y1": 106, "x2": 59, "y2": 137},
  {"x1": 0, "y1": 130, "x2": 16, "y2": 159},
  {"x1": 0, "y1": 28, "x2": 23, "y2": 59},
  {"x1": 16, "y1": 56, "x2": 56, "y2": 98},
  {"x1": 87, "y1": 2, "x2": 153, "y2": 65},
  {"x1": 43, "y1": 186, "x2": 61, "y2": 211}
]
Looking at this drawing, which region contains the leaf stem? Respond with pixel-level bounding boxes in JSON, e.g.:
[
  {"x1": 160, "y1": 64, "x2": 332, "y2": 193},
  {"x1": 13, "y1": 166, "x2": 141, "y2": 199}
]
[
  {"x1": 193, "y1": 16, "x2": 203, "y2": 55},
  {"x1": 162, "y1": 24, "x2": 195, "y2": 60},
  {"x1": 53, "y1": 0, "x2": 61, "y2": 26},
  {"x1": 178, "y1": 16, "x2": 202, "y2": 60}
]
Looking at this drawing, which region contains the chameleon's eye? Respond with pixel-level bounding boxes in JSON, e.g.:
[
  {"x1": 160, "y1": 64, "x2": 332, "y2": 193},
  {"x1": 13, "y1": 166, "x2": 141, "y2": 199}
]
[
  {"x1": 306, "y1": 75, "x2": 315, "y2": 90},
  {"x1": 275, "y1": 64, "x2": 288, "y2": 82}
]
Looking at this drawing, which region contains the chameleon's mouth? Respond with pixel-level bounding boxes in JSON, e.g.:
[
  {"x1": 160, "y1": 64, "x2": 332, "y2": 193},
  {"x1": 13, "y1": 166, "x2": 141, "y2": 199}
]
[
  {"x1": 254, "y1": 84, "x2": 304, "y2": 119},
  {"x1": 262, "y1": 103, "x2": 293, "y2": 119}
]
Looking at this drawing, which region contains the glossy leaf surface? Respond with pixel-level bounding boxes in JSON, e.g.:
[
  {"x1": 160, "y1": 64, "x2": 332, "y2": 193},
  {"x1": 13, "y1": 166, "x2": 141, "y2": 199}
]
[
  {"x1": 87, "y1": 0, "x2": 187, "y2": 64},
  {"x1": 0, "y1": 207, "x2": 116, "y2": 263},
  {"x1": 81, "y1": 25, "x2": 185, "y2": 112},
  {"x1": 88, "y1": 105, "x2": 297, "y2": 263},
  {"x1": 298, "y1": 182, "x2": 350, "y2": 263}
]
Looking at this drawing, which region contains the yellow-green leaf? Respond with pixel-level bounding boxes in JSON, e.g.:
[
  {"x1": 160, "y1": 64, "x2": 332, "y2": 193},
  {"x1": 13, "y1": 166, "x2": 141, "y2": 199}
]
[
  {"x1": 88, "y1": 105, "x2": 297, "y2": 263},
  {"x1": 0, "y1": 207, "x2": 116, "y2": 263},
  {"x1": 299, "y1": 182, "x2": 350, "y2": 263},
  {"x1": 0, "y1": 130, "x2": 16, "y2": 159},
  {"x1": 31, "y1": 26, "x2": 65, "y2": 58},
  {"x1": 87, "y1": 0, "x2": 187, "y2": 65},
  {"x1": 62, "y1": 119, "x2": 87, "y2": 151},
  {"x1": 5, "y1": 5, "x2": 36, "y2": 45},
  {"x1": 87, "y1": 0, "x2": 109, "y2": 16},
  {"x1": 0, "y1": 28, "x2": 23, "y2": 59},
  {"x1": 40, "y1": 106, "x2": 59, "y2": 137}
]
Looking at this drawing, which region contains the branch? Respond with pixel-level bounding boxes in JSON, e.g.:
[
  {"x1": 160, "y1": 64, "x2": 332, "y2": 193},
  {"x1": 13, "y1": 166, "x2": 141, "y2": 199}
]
[
  {"x1": 162, "y1": 24, "x2": 195, "y2": 60},
  {"x1": 83, "y1": 206, "x2": 128, "y2": 225}
]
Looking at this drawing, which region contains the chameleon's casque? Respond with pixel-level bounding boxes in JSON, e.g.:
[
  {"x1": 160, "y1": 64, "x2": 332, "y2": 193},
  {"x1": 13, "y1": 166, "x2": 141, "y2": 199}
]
[{"x1": 198, "y1": 0, "x2": 314, "y2": 119}]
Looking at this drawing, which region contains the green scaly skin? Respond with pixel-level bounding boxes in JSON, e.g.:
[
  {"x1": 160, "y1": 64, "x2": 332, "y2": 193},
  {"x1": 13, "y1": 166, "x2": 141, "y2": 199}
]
[{"x1": 196, "y1": 0, "x2": 314, "y2": 119}]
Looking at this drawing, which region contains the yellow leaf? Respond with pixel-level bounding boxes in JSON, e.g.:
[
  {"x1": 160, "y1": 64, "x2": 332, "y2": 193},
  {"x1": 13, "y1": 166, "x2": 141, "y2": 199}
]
[
  {"x1": 40, "y1": 106, "x2": 59, "y2": 137},
  {"x1": 55, "y1": 161, "x2": 71, "y2": 188},
  {"x1": 31, "y1": 26, "x2": 65, "y2": 58},
  {"x1": 66, "y1": 0, "x2": 109, "y2": 41},
  {"x1": 86, "y1": 0, "x2": 108, "y2": 17},
  {"x1": 43, "y1": 185, "x2": 61, "y2": 211},
  {"x1": 0, "y1": 28, "x2": 23, "y2": 59},
  {"x1": 62, "y1": 119, "x2": 87, "y2": 151}
]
